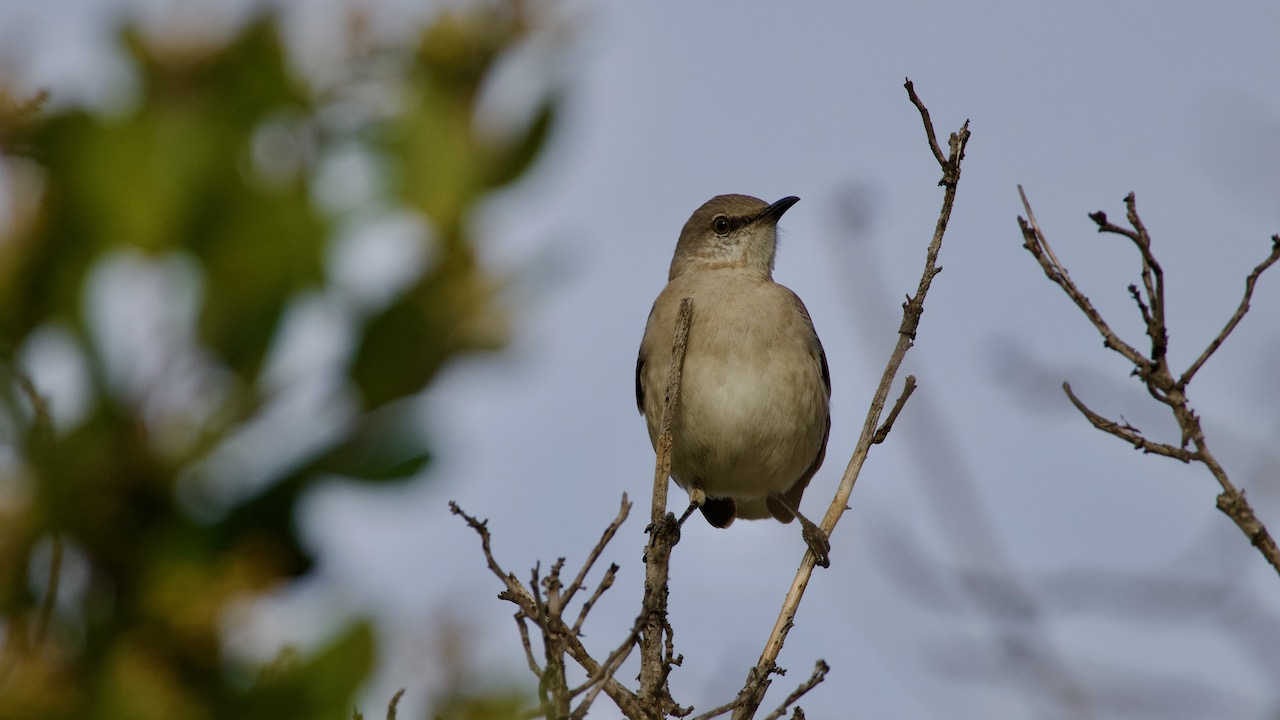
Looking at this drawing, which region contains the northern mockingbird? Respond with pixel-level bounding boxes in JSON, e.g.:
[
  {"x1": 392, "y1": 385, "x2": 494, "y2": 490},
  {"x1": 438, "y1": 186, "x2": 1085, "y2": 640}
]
[{"x1": 636, "y1": 194, "x2": 832, "y2": 567}]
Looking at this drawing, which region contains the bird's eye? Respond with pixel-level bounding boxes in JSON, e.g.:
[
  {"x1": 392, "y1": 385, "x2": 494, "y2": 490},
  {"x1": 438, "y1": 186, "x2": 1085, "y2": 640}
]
[{"x1": 712, "y1": 216, "x2": 730, "y2": 235}]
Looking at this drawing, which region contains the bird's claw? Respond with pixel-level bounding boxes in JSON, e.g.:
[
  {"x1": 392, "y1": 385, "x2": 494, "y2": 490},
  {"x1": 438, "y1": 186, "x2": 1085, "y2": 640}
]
[
  {"x1": 656, "y1": 512, "x2": 682, "y2": 545},
  {"x1": 800, "y1": 518, "x2": 831, "y2": 569}
]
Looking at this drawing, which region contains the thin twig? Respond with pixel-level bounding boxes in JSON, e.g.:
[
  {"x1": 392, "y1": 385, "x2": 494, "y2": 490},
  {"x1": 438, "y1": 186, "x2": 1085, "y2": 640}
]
[
  {"x1": 570, "y1": 606, "x2": 650, "y2": 700},
  {"x1": 1018, "y1": 189, "x2": 1149, "y2": 371},
  {"x1": 1062, "y1": 383, "x2": 1193, "y2": 462},
  {"x1": 1019, "y1": 185, "x2": 1068, "y2": 282},
  {"x1": 1179, "y1": 235, "x2": 1280, "y2": 390},
  {"x1": 873, "y1": 375, "x2": 917, "y2": 444},
  {"x1": 569, "y1": 611, "x2": 648, "y2": 719},
  {"x1": 686, "y1": 660, "x2": 825, "y2": 720},
  {"x1": 562, "y1": 630, "x2": 643, "y2": 717},
  {"x1": 568, "y1": 630, "x2": 635, "y2": 701},
  {"x1": 515, "y1": 612, "x2": 543, "y2": 677},
  {"x1": 1127, "y1": 284, "x2": 1153, "y2": 330},
  {"x1": 733, "y1": 80, "x2": 968, "y2": 720},
  {"x1": 1091, "y1": 195, "x2": 1169, "y2": 369},
  {"x1": 760, "y1": 661, "x2": 829, "y2": 720},
  {"x1": 529, "y1": 563, "x2": 545, "y2": 616},
  {"x1": 449, "y1": 503, "x2": 537, "y2": 608},
  {"x1": 904, "y1": 78, "x2": 946, "y2": 170},
  {"x1": 572, "y1": 563, "x2": 618, "y2": 637},
  {"x1": 565, "y1": 494, "x2": 631, "y2": 610}
]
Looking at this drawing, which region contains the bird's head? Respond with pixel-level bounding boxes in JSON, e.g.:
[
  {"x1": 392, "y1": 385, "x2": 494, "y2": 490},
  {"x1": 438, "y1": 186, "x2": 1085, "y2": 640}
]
[{"x1": 669, "y1": 194, "x2": 799, "y2": 280}]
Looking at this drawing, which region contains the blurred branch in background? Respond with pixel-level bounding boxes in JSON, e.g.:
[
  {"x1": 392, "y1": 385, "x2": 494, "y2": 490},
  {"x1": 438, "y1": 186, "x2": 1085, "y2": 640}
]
[{"x1": 0, "y1": 2, "x2": 564, "y2": 718}]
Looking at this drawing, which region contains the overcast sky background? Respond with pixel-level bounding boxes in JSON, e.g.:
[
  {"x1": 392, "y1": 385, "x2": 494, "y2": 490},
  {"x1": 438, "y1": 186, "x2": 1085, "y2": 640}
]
[{"x1": 4, "y1": 1, "x2": 1280, "y2": 718}]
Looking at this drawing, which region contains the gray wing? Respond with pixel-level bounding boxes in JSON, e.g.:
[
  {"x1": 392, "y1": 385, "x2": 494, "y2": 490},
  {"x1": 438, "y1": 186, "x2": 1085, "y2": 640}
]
[
  {"x1": 789, "y1": 289, "x2": 830, "y2": 397},
  {"x1": 772, "y1": 288, "x2": 832, "y2": 520},
  {"x1": 635, "y1": 302, "x2": 660, "y2": 415}
]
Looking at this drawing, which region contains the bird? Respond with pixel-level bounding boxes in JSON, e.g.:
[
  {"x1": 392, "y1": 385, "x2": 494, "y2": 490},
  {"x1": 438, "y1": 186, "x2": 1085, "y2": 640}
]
[{"x1": 636, "y1": 194, "x2": 832, "y2": 567}]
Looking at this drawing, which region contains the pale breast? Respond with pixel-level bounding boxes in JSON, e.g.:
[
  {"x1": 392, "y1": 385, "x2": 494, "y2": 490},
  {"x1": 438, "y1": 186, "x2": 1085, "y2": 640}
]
[{"x1": 641, "y1": 270, "x2": 829, "y2": 500}]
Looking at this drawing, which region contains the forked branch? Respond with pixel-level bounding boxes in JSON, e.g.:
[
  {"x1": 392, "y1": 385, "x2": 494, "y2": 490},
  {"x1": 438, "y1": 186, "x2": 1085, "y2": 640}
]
[
  {"x1": 450, "y1": 498, "x2": 645, "y2": 718},
  {"x1": 1017, "y1": 191, "x2": 1280, "y2": 576}
]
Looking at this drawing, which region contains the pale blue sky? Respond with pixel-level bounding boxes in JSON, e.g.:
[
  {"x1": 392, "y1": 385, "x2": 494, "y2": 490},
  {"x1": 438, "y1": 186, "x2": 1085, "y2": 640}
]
[{"x1": 3, "y1": 1, "x2": 1279, "y2": 718}]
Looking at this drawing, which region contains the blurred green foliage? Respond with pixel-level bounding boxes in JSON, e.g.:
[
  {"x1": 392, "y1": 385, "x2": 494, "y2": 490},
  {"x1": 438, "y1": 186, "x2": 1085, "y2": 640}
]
[{"x1": 0, "y1": 4, "x2": 555, "y2": 718}]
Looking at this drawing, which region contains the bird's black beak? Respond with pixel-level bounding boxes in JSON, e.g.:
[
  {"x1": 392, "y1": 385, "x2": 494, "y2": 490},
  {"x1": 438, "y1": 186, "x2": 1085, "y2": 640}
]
[{"x1": 758, "y1": 196, "x2": 800, "y2": 225}]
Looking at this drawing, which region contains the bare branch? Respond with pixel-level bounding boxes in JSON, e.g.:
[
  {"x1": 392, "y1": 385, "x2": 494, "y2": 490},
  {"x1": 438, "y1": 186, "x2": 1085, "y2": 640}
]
[
  {"x1": 1091, "y1": 194, "x2": 1169, "y2": 366},
  {"x1": 1215, "y1": 489, "x2": 1280, "y2": 563},
  {"x1": 687, "y1": 661, "x2": 825, "y2": 720},
  {"x1": 1018, "y1": 188, "x2": 1149, "y2": 371},
  {"x1": 1179, "y1": 234, "x2": 1280, "y2": 390},
  {"x1": 712, "y1": 665, "x2": 784, "y2": 720},
  {"x1": 1062, "y1": 383, "x2": 1194, "y2": 462},
  {"x1": 515, "y1": 612, "x2": 543, "y2": 677},
  {"x1": 562, "y1": 630, "x2": 643, "y2": 717},
  {"x1": 1127, "y1": 284, "x2": 1153, "y2": 332},
  {"x1": 452, "y1": 500, "x2": 646, "y2": 717},
  {"x1": 572, "y1": 563, "x2": 618, "y2": 637},
  {"x1": 905, "y1": 78, "x2": 947, "y2": 171},
  {"x1": 1177, "y1": 413, "x2": 1280, "y2": 573},
  {"x1": 1019, "y1": 185, "x2": 1070, "y2": 284},
  {"x1": 449, "y1": 503, "x2": 537, "y2": 610},
  {"x1": 734, "y1": 81, "x2": 968, "y2": 720},
  {"x1": 529, "y1": 563, "x2": 546, "y2": 615},
  {"x1": 570, "y1": 609, "x2": 649, "y2": 719},
  {"x1": 565, "y1": 494, "x2": 631, "y2": 610},
  {"x1": 873, "y1": 375, "x2": 917, "y2": 444},
  {"x1": 638, "y1": 296, "x2": 694, "y2": 717},
  {"x1": 1018, "y1": 191, "x2": 1280, "y2": 577},
  {"x1": 760, "y1": 661, "x2": 829, "y2": 720}
]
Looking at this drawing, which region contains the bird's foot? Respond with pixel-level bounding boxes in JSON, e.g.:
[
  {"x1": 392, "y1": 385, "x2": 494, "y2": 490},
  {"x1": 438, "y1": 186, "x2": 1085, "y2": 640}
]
[
  {"x1": 647, "y1": 512, "x2": 681, "y2": 547},
  {"x1": 799, "y1": 516, "x2": 831, "y2": 569},
  {"x1": 770, "y1": 492, "x2": 831, "y2": 568}
]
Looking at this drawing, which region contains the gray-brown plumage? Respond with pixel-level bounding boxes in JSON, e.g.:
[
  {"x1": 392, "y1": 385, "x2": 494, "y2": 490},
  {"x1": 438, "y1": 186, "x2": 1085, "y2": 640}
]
[{"x1": 636, "y1": 194, "x2": 832, "y2": 566}]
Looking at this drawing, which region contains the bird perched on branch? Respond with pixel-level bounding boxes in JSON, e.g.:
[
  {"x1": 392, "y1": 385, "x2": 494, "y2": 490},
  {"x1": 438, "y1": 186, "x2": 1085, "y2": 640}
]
[{"x1": 636, "y1": 194, "x2": 832, "y2": 567}]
